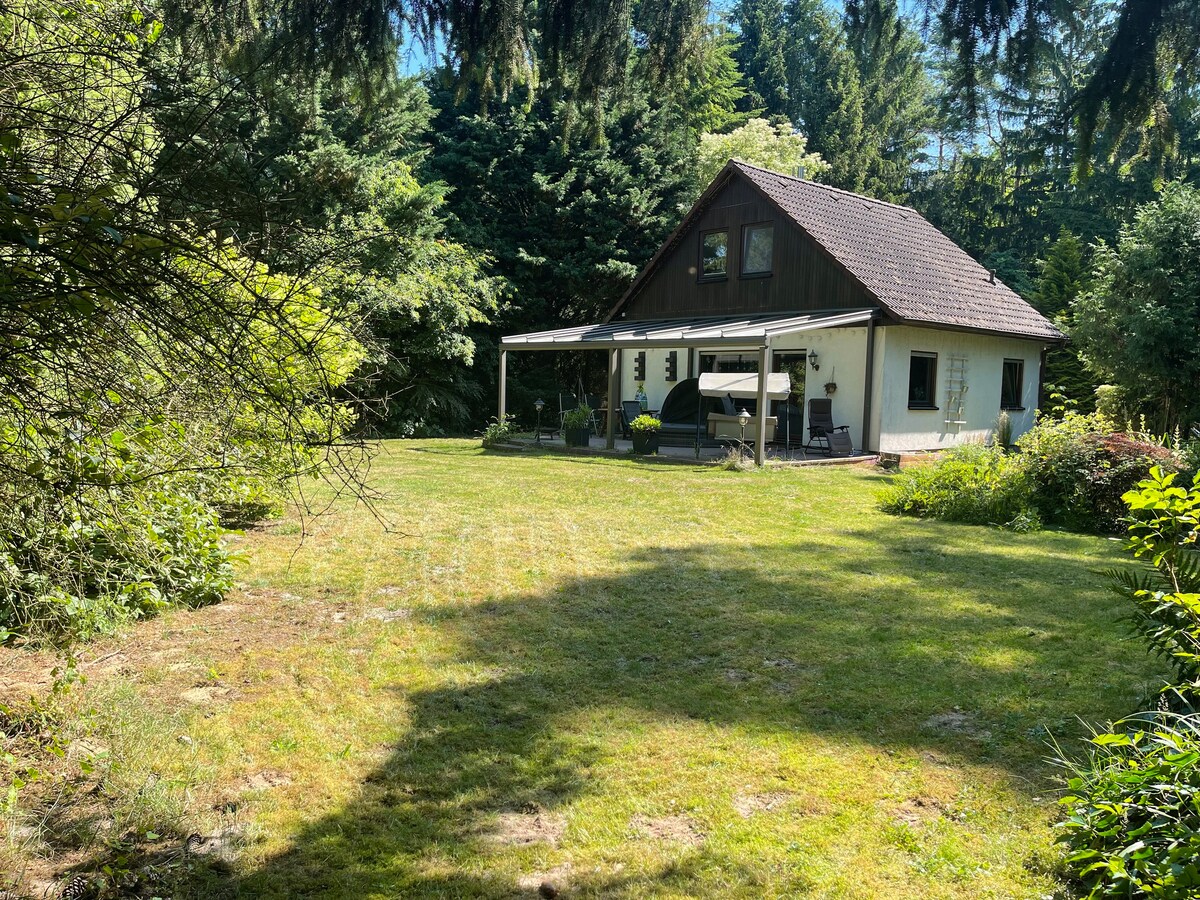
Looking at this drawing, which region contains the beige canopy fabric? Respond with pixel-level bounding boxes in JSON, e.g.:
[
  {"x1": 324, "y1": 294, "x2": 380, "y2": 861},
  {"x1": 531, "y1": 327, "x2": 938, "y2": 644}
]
[{"x1": 698, "y1": 372, "x2": 791, "y2": 401}]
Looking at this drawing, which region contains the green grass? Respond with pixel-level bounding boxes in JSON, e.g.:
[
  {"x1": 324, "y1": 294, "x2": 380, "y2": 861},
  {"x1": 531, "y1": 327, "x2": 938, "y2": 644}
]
[{"x1": 6, "y1": 439, "x2": 1166, "y2": 897}]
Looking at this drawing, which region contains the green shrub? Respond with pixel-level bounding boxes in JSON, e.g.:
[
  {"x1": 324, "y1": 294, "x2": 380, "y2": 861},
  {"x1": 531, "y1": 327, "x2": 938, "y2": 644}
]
[
  {"x1": 0, "y1": 485, "x2": 233, "y2": 641},
  {"x1": 1056, "y1": 713, "x2": 1200, "y2": 899},
  {"x1": 1053, "y1": 468, "x2": 1200, "y2": 898},
  {"x1": 1019, "y1": 414, "x2": 1183, "y2": 533},
  {"x1": 878, "y1": 443, "x2": 1038, "y2": 528},
  {"x1": 480, "y1": 414, "x2": 516, "y2": 448},
  {"x1": 1113, "y1": 468, "x2": 1200, "y2": 702},
  {"x1": 0, "y1": 424, "x2": 237, "y2": 641}
]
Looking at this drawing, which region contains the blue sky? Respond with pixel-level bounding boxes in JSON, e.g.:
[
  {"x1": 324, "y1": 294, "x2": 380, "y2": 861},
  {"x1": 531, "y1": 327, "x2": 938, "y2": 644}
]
[{"x1": 398, "y1": 0, "x2": 935, "y2": 76}]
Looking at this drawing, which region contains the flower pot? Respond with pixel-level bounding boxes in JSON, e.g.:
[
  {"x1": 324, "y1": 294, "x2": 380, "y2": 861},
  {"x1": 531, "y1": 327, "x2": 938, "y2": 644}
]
[
  {"x1": 631, "y1": 432, "x2": 659, "y2": 455},
  {"x1": 565, "y1": 426, "x2": 592, "y2": 448}
]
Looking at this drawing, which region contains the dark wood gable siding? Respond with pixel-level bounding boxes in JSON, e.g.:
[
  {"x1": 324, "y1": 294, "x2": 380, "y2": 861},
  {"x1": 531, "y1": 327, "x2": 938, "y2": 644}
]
[{"x1": 619, "y1": 174, "x2": 878, "y2": 320}]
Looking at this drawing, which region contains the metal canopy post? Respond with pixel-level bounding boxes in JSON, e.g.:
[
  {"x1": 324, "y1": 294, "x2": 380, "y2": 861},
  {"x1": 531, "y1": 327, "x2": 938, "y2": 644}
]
[
  {"x1": 755, "y1": 342, "x2": 772, "y2": 466},
  {"x1": 861, "y1": 316, "x2": 876, "y2": 453},
  {"x1": 606, "y1": 348, "x2": 619, "y2": 450},
  {"x1": 498, "y1": 349, "x2": 507, "y2": 423}
]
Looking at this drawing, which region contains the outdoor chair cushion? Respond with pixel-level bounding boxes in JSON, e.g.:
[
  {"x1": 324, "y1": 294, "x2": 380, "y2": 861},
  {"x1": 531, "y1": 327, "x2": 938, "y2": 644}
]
[{"x1": 827, "y1": 430, "x2": 854, "y2": 457}]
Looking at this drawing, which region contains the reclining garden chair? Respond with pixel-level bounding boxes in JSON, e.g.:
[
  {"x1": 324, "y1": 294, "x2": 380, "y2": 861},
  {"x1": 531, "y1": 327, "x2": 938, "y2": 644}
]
[{"x1": 805, "y1": 398, "x2": 851, "y2": 456}]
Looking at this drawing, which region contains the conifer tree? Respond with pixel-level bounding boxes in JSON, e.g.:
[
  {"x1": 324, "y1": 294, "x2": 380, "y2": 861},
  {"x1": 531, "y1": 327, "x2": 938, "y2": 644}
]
[
  {"x1": 731, "y1": 0, "x2": 790, "y2": 118},
  {"x1": 1033, "y1": 229, "x2": 1099, "y2": 412}
]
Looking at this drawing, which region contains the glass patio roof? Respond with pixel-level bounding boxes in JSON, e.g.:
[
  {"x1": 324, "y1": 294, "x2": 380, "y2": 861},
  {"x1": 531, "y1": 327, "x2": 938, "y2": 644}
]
[{"x1": 499, "y1": 309, "x2": 877, "y2": 350}]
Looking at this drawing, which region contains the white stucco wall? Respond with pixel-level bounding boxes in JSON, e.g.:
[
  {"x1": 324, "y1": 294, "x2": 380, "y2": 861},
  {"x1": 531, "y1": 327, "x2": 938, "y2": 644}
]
[
  {"x1": 772, "y1": 326, "x2": 875, "y2": 451},
  {"x1": 876, "y1": 326, "x2": 1043, "y2": 453},
  {"x1": 619, "y1": 347, "x2": 693, "y2": 411},
  {"x1": 616, "y1": 324, "x2": 1046, "y2": 453}
]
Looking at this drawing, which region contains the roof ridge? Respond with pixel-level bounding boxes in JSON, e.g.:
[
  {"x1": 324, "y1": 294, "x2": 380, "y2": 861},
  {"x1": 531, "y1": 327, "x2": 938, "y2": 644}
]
[{"x1": 730, "y1": 160, "x2": 918, "y2": 214}]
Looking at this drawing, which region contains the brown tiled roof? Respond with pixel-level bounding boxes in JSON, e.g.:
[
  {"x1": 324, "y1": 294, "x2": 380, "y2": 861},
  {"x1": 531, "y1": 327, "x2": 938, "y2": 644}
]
[{"x1": 730, "y1": 161, "x2": 1062, "y2": 341}]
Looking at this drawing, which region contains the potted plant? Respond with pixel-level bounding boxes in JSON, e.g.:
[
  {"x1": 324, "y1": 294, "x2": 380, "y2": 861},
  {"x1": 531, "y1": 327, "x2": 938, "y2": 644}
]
[
  {"x1": 635, "y1": 382, "x2": 649, "y2": 410},
  {"x1": 824, "y1": 366, "x2": 837, "y2": 396},
  {"x1": 629, "y1": 414, "x2": 661, "y2": 454},
  {"x1": 563, "y1": 405, "x2": 593, "y2": 447}
]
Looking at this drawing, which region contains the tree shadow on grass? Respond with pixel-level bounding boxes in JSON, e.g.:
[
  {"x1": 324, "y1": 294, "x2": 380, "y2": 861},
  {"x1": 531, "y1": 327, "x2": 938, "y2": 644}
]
[{"x1": 175, "y1": 530, "x2": 1148, "y2": 898}]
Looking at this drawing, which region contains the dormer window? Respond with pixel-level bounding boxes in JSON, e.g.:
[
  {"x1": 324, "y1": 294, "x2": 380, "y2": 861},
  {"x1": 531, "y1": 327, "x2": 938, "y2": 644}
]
[
  {"x1": 700, "y1": 230, "x2": 728, "y2": 280},
  {"x1": 742, "y1": 223, "x2": 774, "y2": 275}
]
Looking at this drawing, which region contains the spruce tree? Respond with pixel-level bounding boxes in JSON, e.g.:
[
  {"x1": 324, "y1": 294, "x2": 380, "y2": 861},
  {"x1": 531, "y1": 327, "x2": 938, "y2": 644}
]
[
  {"x1": 844, "y1": 0, "x2": 934, "y2": 200},
  {"x1": 784, "y1": 0, "x2": 871, "y2": 193},
  {"x1": 731, "y1": 0, "x2": 791, "y2": 118},
  {"x1": 1034, "y1": 229, "x2": 1099, "y2": 413}
]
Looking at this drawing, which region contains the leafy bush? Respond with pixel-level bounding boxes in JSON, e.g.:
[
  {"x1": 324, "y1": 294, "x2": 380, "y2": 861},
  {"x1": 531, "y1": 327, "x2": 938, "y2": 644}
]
[
  {"x1": 1019, "y1": 414, "x2": 1183, "y2": 533},
  {"x1": 1114, "y1": 468, "x2": 1200, "y2": 702},
  {"x1": 1057, "y1": 713, "x2": 1200, "y2": 899},
  {"x1": 0, "y1": 437, "x2": 235, "y2": 641},
  {"x1": 1053, "y1": 469, "x2": 1200, "y2": 898},
  {"x1": 629, "y1": 415, "x2": 661, "y2": 433},
  {"x1": 480, "y1": 415, "x2": 516, "y2": 448},
  {"x1": 878, "y1": 443, "x2": 1038, "y2": 528}
]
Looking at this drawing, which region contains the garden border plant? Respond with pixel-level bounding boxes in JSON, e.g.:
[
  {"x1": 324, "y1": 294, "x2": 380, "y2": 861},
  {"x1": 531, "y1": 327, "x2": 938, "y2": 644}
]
[
  {"x1": 1054, "y1": 468, "x2": 1200, "y2": 899},
  {"x1": 879, "y1": 413, "x2": 1194, "y2": 535}
]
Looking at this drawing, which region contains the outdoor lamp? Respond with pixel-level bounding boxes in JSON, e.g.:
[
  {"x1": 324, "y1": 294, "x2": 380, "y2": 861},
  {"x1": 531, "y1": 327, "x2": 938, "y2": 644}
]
[
  {"x1": 738, "y1": 407, "x2": 751, "y2": 444},
  {"x1": 534, "y1": 398, "x2": 545, "y2": 444},
  {"x1": 808, "y1": 351, "x2": 820, "y2": 371}
]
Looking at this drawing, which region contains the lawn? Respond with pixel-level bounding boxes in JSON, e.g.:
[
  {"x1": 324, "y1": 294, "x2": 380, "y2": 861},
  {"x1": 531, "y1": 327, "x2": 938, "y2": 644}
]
[{"x1": 2, "y1": 439, "x2": 1165, "y2": 898}]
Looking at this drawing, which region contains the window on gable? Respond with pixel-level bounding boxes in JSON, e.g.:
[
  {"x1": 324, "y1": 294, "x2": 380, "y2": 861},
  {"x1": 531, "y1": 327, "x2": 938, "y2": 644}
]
[
  {"x1": 1001, "y1": 358, "x2": 1024, "y2": 409},
  {"x1": 700, "y1": 230, "x2": 728, "y2": 279},
  {"x1": 741, "y1": 223, "x2": 774, "y2": 275},
  {"x1": 908, "y1": 352, "x2": 937, "y2": 408}
]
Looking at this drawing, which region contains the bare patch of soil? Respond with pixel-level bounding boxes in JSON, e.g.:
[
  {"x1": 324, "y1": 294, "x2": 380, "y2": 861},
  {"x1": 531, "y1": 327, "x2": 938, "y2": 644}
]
[
  {"x1": 185, "y1": 825, "x2": 244, "y2": 863},
  {"x1": 923, "y1": 708, "x2": 991, "y2": 739},
  {"x1": 180, "y1": 685, "x2": 233, "y2": 704},
  {"x1": 238, "y1": 770, "x2": 293, "y2": 792},
  {"x1": 485, "y1": 809, "x2": 567, "y2": 847},
  {"x1": 762, "y1": 657, "x2": 797, "y2": 670},
  {"x1": 894, "y1": 796, "x2": 944, "y2": 826},
  {"x1": 632, "y1": 813, "x2": 704, "y2": 846},
  {"x1": 733, "y1": 791, "x2": 792, "y2": 818},
  {"x1": 363, "y1": 607, "x2": 412, "y2": 623}
]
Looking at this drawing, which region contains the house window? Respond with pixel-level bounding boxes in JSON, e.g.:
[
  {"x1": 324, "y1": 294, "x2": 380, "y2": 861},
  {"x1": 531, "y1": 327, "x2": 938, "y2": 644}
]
[
  {"x1": 699, "y1": 353, "x2": 758, "y2": 374},
  {"x1": 1001, "y1": 358, "x2": 1024, "y2": 409},
  {"x1": 700, "y1": 230, "x2": 728, "y2": 279},
  {"x1": 742, "y1": 223, "x2": 774, "y2": 275},
  {"x1": 908, "y1": 352, "x2": 938, "y2": 408}
]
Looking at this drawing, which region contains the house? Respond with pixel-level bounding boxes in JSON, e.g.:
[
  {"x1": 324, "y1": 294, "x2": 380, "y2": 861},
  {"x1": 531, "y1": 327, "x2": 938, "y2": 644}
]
[{"x1": 499, "y1": 160, "x2": 1064, "y2": 463}]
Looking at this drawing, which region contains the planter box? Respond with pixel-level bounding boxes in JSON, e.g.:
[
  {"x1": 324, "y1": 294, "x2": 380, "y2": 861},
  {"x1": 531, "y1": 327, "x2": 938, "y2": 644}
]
[
  {"x1": 631, "y1": 432, "x2": 659, "y2": 455},
  {"x1": 564, "y1": 426, "x2": 592, "y2": 448}
]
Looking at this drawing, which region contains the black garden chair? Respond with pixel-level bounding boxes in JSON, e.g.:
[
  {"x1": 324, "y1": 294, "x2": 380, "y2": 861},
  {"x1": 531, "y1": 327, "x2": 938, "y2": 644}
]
[{"x1": 805, "y1": 398, "x2": 851, "y2": 456}]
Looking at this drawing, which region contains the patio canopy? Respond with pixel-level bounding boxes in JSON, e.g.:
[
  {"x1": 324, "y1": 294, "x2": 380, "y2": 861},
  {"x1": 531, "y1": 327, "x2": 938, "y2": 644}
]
[
  {"x1": 698, "y1": 372, "x2": 791, "y2": 401},
  {"x1": 499, "y1": 308, "x2": 877, "y2": 350}
]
